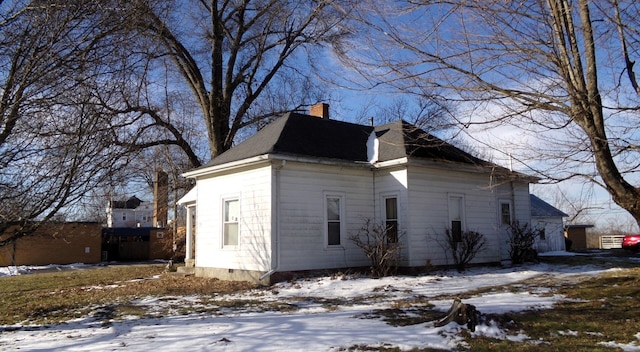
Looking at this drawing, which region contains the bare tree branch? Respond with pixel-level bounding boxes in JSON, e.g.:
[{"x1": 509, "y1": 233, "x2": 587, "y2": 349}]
[{"x1": 339, "y1": 0, "x2": 640, "y2": 225}]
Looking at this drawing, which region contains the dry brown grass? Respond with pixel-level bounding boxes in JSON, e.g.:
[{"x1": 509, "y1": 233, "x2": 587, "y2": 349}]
[
  {"x1": 3, "y1": 255, "x2": 640, "y2": 352},
  {"x1": 0, "y1": 264, "x2": 257, "y2": 325}
]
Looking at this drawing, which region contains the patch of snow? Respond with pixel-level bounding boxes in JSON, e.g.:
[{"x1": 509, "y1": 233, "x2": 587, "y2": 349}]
[
  {"x1": 598, "y1": 341, "x2": 640, "y2": 351},
  {"x1": 431, "y1": 292, "x2": 564, "y2": 315},
  {"x1": 0, "y1": 260, "x2": 633, "y2": 351},
  {"x1": 0, "y1": 263, "x2": 93, "y2": 277},
  {"x1": 557, "y1": 330, "x2": 579, "y2": 336}
]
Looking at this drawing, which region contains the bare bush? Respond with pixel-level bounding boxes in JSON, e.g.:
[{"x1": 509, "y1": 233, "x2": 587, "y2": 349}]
[
  {"x1": 508, "y1": 222, "x2": 540, "y2": 264},
  {"x1": 349, "y1": 219, "x2": 402, "y2": 278},
  {"x1": 444, "y1": 229, "x2": 486, "y2": 272}
]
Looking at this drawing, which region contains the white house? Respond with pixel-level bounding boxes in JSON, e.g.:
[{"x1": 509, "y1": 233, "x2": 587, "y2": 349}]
[
  {"x1": 179, "y1": 104, "x2": 536, "y2": 284},
  {"x1": 530, "y1": 194, "x2": 568, "y2": 253},
  {"x1": 106, "y1": 196, "x2": 154, "y2": 228}
]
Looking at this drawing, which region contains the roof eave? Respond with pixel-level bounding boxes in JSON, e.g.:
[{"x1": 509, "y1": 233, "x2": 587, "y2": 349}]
[
  {"x1": 373, "y1": 157, "x2": 539, "y2": 182},
  {"x1": 182, "y1": 153, "x2": 373, "y2": 179},
  {"x1": 182, "y1": 155, "x2": 272, "y2": 178},
  {"x1": 371, "y1": 157, "x2": 409, "y2": 169}
]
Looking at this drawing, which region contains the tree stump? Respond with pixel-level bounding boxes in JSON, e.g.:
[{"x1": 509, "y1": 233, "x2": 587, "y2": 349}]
[{"x1": 434, "y1": 298, "x2": 481, "y2": 332}]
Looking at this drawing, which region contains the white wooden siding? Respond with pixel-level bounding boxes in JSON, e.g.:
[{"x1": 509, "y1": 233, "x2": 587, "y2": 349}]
[
  {"x1": 493, "y1": 181, "x2": 532, "y2": 260},
  {"x1": 533, "y1": 216, "x2": 566, "y2": 252},
  {"x1": 194, "y1": 164, "x2": 273, "y2": 271},
  {"x1": 192, "y1": 158, "x2": 532, "y2": 274},
  {"x1": 276, "y1": 162, "x2": 373, "y2": 271},
  {"x1": 403, "y1": 166, "x2": 530, "y2": 266},
  {"x1": 373, "y1": 168, "x2": 410, "y2": 264}
]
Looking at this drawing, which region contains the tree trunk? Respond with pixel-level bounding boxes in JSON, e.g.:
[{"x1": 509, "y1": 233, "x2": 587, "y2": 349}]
[
  {"x1": 435, "y1": 298, "x2": 481, "y2": 332},
  {"x1": 558, "y1": 0, "x2": 640, "y2": 227}
]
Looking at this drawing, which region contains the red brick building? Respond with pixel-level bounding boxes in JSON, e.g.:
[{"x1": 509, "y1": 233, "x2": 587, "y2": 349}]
[{"x1": 1, "y1": 222, "x2": 102, "y2": 266}]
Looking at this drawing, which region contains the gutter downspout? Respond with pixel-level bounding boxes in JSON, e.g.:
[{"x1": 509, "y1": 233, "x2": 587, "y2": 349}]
[
  {"x1": 368, "y1": 130, "x2": 379, "y2": 222},
  {"x1": 260, "y1": 159, "x2": 286, "y2": 282}
]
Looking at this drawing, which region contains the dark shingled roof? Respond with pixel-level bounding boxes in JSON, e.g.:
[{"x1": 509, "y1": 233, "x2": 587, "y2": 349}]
[
  {"x1": 203, "y1": 112, "x2": 373, "y2": 167},
  {"x1": 109, "y1": 196, "x2": 143, "y2": 209},
  {"x1": 375, "y1": 120, "x2": 494, "y2": 166},
  {"x1": 530, "y1": 194, "x2": 568, "y2": 217},
  {"x1": 196, "y1": 112, "x2": 515, "y2": 172}
]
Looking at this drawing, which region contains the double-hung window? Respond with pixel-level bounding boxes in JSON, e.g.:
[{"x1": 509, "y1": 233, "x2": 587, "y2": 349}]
[
  {"x1": 325, "y1": 194, "x2": 344, "y2": 247},
  {"x1": 384, "y1": 196, "x2": 399, "y2": 243},
  {"x1": 223, "y1": 198, "x2": 239, "y2": 247},
  {"x1": 448, "y1": 194, "x2": 465, "y2": 242},
  {"x1": 536, "y1": 221, "x2": 546, "y2": 240},
  {"x1": 499, "y1": 200, "x2": 512, "y2": 226}
]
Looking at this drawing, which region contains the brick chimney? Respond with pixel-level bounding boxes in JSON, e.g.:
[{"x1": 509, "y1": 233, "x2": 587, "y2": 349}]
[
  {"x1": 309, "y1": 103, "x2": 329, "y2": 119},
  {"x1": 153, "y1": 171, "x2": 168, "y2": 228}
]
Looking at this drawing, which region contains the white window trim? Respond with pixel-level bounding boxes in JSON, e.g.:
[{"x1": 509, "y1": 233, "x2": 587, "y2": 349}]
[
  {"x1": 324, "y1": 192, "x2": 346, "y2": 249},
  {"x1": 221, "y1": 196, "x2": 240, "y2": 249},
  {"x1": 498, "y1": 199, "x2": 513, "y2": 226},
  {"x1": 381, "y1": 192, "x2": 400, "y2": 235},
  {"x1": 536, "y1": 221, "x2": 547, "y2": 240},
  {"x1": 448, "y1": 193, "x2": 466, "y2": 233}
]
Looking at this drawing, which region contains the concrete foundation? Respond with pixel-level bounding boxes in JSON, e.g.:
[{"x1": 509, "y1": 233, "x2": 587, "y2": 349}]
[{"x1": 195, "y1": 266, "x2": 271, "y2": 285}]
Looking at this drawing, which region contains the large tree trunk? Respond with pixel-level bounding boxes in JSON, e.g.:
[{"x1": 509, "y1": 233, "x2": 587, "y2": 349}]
[{"x1": 560, "y1": 0, "x2": 640, "y2": 226}]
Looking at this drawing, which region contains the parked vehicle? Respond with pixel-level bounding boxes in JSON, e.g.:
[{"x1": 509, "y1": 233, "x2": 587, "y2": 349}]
[{"x1": 621, "y1": 234, "x2": 640, "y2": 252}]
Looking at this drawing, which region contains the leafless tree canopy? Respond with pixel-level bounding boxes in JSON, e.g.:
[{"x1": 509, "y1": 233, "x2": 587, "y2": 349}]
[
  {"x1": 0, "y1": 1, "x2": 137, "y2": 245},
  {"x1": 0, "y1": 0, "x2": 356, "y2": 245},
  {"x1": 339, "y1": 0, "x2": 640, "y2": 225},
  {"x1": 106, "y1": 0, "x2": 353, "y2": 161}
]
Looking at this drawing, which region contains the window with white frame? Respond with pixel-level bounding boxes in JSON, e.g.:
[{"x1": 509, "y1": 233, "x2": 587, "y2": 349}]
[
  {"x1": 384, "y1": 196, "x2": 399, "y2": 243},
  {"x1": 325, "y1": 194, "x2": 344, "y2": 246},
  {"x1": 536, "y1": 221, "x2": 546, "y2": 240},
  {"x1": 448, "y1": 195, "x2": 465, "y2": 242},
  {"x1": 223, "y1": 198, "x2": 239, "y2": 247},
  {"x1": 499, "y1": 200, "x2": 512, "y2": 226}
]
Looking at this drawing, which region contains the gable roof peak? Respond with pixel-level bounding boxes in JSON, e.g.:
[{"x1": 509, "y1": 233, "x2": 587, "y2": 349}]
[{"x1": 373, "y1": 119, "x2": 488, "y2": 165}]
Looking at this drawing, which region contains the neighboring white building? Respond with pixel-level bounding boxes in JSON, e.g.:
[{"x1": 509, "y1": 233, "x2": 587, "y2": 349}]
[
  {"x1": 106, "y1": 196, "x2": 154, "y2": 228},
  {"x1": 178, "y1": 104, "x2": 537, "y2": 284},
  {"x1": 530, "y1": 194, "x2": 569, "y2": 253}
]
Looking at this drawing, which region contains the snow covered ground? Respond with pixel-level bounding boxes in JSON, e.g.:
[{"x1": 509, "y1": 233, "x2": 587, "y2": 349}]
[{"x1": 1, "y1": 252, "x2": 639, "y2": 351}]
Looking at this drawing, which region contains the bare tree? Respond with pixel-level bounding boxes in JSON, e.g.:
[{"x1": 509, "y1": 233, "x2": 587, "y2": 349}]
[
  {"x1": 351, "y1": 95, "x2": 454, "y2": 132},
  {"x1": 95, "y1": 0, "x2": 353, "y2": 164},
  {"x1": 3, "y1": 0, "x2": 351, "y2": 246},
  {"x1": 339, "y1": 0, "x2": 640, "y2": 226},
  {"x1": 0, "y1": 1, "x2": 141, "y2": 246}
]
